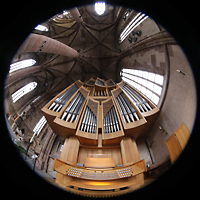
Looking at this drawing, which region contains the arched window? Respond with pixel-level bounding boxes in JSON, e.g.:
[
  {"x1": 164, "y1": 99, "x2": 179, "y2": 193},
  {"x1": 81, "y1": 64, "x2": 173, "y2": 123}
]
[
  {"x1": 11, "y1": 82, "x2": 37, "y2": 103},
  {"x1": 119, "y1": 12, "x2": 148, "y2": 42},
  {"x1": 33, "y1": 116, "x2": 47, "y2": 136},
  {"x1": 9, "y1": 59, "x2": 36, "y2": 73},
  {"x1": 121, "y1": 69, "x2": 164, "y2": 105}
]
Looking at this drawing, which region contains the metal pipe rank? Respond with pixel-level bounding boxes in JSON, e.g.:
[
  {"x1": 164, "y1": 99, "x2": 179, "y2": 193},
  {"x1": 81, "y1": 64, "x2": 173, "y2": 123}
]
[
  {"x1": 61, "y1": 92, "x2": 85, "y2": 123},
  {"x1": 96, "y1": 79, "x2": 105, "y2": 86},
  {"x1": 104, "y1": 106, "x2": 120, "y2": 133},
  {"x1": 80, "y1": 106, "x2": 97, "y2": 133},
  {"x1": 116, "y1": 92, "x2": 140, "y2": 123},
  {"x1": 49, "y1": 84, "x2": 78, "y2": 112},
  {"x1": 123, "y1": 84, "x2": 152, "y2": 112}
]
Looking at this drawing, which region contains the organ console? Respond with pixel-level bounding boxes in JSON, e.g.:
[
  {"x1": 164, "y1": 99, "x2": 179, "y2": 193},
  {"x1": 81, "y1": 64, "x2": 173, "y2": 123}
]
[{"x1": 41, "y1": 78, "x2": 159, "y2": 197}]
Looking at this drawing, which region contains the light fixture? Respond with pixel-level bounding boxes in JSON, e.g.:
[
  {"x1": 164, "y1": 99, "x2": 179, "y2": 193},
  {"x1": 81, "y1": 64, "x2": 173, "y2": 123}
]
[
  {"x1": 177, "y1": 70, "x2": 185, "y2": 75},
  {"x1": 95, "y1": 2, "x2": 105, "y2": 15}
]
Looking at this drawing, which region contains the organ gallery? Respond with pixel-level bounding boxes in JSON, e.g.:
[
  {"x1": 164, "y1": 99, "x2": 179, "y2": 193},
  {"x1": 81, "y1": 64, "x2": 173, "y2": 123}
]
[
  {"x1": 3, "y1": 2, "x2": 197, "y2": 199},
  {"x1": 42, "y1": 78, "x2": 158, "y2": 196}
]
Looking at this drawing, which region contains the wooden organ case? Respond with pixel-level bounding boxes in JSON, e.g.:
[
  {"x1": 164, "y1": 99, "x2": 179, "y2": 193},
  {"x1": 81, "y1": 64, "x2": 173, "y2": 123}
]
[{"x1": 42, "y1": 78, "x2": 159, "y2": 197}]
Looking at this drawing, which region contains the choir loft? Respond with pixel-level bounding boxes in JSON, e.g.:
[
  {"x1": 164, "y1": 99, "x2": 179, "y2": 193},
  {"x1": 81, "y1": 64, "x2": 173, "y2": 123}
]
[{"x1": 4, "y1": 2, "x2": 196, "y2": 198}]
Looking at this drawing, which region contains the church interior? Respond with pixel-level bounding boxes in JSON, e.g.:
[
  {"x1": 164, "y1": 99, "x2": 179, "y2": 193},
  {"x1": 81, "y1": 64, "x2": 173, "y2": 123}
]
[{"x1": 2, "y1": 1, "x2": 197, "y2": 198}]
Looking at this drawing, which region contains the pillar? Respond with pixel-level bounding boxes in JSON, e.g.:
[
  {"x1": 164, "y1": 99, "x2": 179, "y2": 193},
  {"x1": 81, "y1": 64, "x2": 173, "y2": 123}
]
[{"x1": 18, "y1": 33, "x2": 79, "y2": 58}]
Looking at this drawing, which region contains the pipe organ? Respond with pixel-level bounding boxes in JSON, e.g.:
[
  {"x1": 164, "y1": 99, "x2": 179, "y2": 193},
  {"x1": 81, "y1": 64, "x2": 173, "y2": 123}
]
[{"x1": 42, "y1": 78, "x2": 160, "y2": 197}]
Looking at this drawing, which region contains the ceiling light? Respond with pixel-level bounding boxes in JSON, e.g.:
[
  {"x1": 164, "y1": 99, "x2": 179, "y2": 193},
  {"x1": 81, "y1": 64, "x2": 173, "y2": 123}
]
[{"x1": 95, "y1": 2, "x2": 105, "y2": 15}]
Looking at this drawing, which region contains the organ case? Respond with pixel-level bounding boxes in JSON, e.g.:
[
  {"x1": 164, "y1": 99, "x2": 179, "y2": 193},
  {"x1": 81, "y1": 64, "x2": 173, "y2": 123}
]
[
  {"x1": 112, "y1": 87, "x2": 147, "y2": 138},
  {"x1": 118, "y1": 81, "x2": 160, "y2": 134},
  {"x1": 53, "y1": 86, "x2": 89, "y2": 138},
  {"x1": 101, "y1": 97, "x2": 124, "y2": 145},
  {"x1": 41, "y1": 80, "x2": 83, "y2": 135},
  {"x1": 76, "y1": 97, "x2": 99, "y2": 145}
]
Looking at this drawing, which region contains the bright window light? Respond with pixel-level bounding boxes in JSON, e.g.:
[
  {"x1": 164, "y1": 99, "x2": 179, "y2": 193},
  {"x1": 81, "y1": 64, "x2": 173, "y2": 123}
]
[
  {"x1": 141, "y1": 86, "x2": 146, "y2": 94},
  {"x1": 95, "y1": 2, "x2": 105, "y2": 15},
  {"x1": 12, "y1": 82, "x2": 37, "y2": 103},
  {"x1": 121, "y1": 68, "x2": 164, "y2": 105},
  {"x1": 146, "y1": 89, "x2": 152, "y2": 99},
  {"x1": 147, "y1": 81, "x2": 154, "y2": 90},
  {"x1": 152, "y1": 94, "x2": 159, "y2": 105},
  {"x1": 120, "y1": 12, "x2": 148, "y2": 42},
  {"x1": 9, "y1": 59, "x2": 36, "y2": 73},
  {"x1": 154, "y1": 84, "x2": 162, "y2": 95},
  {"x1": 155, "y1": 74, "x2": 164, "y2": 85},
  {"x1": 148, "y1": 72, "x2": 155, "y2": 82},
  {"x1": 34, "y1": 24, "x2": 48, "y2": 31},
  {"x1": 33, "y1": 116, "x2": 47, "y2": 136},
  {"x1": 142, "y1": 71, "x2": 148, "y2": 79}
]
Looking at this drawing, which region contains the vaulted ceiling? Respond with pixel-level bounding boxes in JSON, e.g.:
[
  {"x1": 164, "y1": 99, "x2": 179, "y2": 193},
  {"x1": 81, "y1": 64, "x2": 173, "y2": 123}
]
[
  {"x1": 5, "y1": 3, "x2": 174, "y2": 109},
  {"x1": 7, "y1": 5, "x2": 128, "y2": 100}
]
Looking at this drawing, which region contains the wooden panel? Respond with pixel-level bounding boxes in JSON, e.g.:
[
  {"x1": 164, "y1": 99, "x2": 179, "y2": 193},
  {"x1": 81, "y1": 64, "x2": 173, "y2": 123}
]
[
  {"x1": 120, "y1": 137, "x2": 140, "y2": 166},
  {"x1": 102, "y1": 98, "x2": 113, "y2": 118},
  {"x1": 174, "y1": 123, "x2": 190, "y2": 149},
  {"x1": 76, "y1": 80, "x2": 84, "y2": 88},
  {"x1": 165, "y1": 133, "x2": 182, "y2": 164},
  {"x1": 60, "y1": 136, "x2": 80, "y2": 165},
  {"x1": 112, "y1": 148, "x2": 122, "y2": 166},
  {"x1": 87, "y1": 98, "x2": 98, "y2": 116},
  {"x1": 165, "y1": 123, "x2": 190, "y2": 163},
  {"x1": 68, "y1": 178, "x2": 134, "y2": 190},
  {"x1": 77, "y1": 147, "x2": 122, "y2": 166},
  {"x1": 85, "y1": 157, "x2": 115, "y2": 168}
]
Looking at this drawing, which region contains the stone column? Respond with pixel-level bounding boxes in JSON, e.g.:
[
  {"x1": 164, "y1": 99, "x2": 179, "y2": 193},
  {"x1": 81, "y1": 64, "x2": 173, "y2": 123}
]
[{"x1": 17, "y1": 33, "x2": 79, "y2": 58}]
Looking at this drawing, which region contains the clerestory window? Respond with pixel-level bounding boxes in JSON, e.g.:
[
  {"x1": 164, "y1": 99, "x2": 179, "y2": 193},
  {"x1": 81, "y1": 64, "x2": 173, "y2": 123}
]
[
  {"x1": 33, "y1": 116, "x2": 47, "y2": 136},
  {"x1": 121, "y1": 69, "x2": 164, "y2": 105},
  {"x1": 119, "y1": 12, "x2": 148, "y2": 43},
  {"x1": 11, "y1": 82, "x2": 37, "y2": 103},
  {"x1": 9, "y1": 59, "x2": 36, "y2": 73}
]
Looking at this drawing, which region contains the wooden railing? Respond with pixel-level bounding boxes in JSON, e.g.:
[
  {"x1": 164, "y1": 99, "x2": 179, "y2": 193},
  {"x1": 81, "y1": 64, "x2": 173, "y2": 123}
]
[{"x1": 53, "y1": 158, "x2": 147, "y2": 180}]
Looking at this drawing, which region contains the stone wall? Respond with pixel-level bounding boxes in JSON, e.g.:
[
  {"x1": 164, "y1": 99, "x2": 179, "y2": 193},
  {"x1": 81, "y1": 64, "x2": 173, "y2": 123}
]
[{"x1": 146, "y1": 44, "x2": 196, "y2": 164}]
